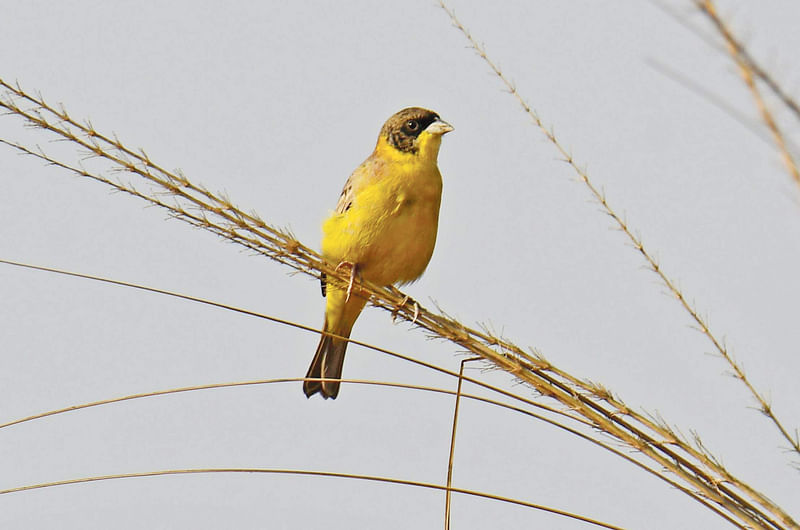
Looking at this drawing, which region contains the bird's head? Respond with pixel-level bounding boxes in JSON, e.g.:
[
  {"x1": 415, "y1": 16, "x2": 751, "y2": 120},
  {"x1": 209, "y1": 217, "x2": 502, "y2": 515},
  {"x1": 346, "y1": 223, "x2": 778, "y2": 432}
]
[{"x1": 376, "y1": 107, "x2": 453, "y2": 162}]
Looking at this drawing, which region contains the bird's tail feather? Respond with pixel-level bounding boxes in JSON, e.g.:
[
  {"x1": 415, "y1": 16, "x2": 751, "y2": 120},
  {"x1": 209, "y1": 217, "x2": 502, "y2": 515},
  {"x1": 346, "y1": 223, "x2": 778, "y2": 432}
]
[{"x1": 303, "y1": 323, "x2": 348, "y2": 399}]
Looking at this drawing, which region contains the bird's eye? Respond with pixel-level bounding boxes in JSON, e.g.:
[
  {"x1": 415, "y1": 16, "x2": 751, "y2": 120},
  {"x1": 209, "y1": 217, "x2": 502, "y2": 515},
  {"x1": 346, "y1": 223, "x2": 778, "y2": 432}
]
[{"x1": 406, "y1": 120, "x2": 419, "y2": 131}]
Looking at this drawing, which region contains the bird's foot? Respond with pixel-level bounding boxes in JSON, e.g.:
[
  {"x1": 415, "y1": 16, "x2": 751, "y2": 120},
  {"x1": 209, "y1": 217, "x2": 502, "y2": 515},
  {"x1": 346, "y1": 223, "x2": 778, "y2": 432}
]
[
  {"x1": 392, "y1": 293, "x2": 420, "y2": 325},
  {"x1": 335, "y1": 261, "x2": 358, "y2": 302}
]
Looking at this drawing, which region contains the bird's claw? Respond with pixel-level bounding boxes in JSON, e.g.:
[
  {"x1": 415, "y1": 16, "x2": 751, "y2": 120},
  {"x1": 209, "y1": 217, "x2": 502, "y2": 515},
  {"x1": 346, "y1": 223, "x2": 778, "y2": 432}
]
[
  {"x1": 392, "y1": 294, "x2": 420, "y2": 325},
  {"x1": 335, "y1": 261, "x2": 358, "y2": 302}
]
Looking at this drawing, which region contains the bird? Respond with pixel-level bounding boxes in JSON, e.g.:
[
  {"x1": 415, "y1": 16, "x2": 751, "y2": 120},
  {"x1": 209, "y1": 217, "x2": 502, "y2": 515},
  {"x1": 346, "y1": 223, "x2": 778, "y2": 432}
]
[{"x1": 303, "y1": 107, "x2": 453, "y2": 399}]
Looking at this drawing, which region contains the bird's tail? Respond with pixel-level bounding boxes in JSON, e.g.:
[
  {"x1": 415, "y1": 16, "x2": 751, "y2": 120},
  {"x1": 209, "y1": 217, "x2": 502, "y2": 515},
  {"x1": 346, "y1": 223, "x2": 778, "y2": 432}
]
[{"x1": 303, "y1": 322, "x2": 349, "y2": 399}]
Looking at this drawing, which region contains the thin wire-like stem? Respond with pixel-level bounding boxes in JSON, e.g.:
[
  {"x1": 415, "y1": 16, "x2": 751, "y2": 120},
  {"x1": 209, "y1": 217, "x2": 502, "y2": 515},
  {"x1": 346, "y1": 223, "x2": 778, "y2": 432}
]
[
  {"x1": 0, "y1": 376, "x2": 572, "y2": 433},
  {"x1": 445, "y1": 357, "x2": 481, "y2": 530},
  {"x1": 0, "y1": 468, "x2": 626, "y2": 529}
]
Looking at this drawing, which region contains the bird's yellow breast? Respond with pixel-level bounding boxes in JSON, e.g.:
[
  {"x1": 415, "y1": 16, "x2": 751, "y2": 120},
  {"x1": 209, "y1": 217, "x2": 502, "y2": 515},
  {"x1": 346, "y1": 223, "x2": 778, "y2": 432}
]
[{"x1": 321, "y1": 135, "x2": 444, "y2": 286}]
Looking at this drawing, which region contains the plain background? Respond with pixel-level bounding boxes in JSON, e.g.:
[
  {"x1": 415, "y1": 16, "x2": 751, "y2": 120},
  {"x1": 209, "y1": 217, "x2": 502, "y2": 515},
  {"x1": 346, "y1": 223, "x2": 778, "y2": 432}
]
[{"x1": 1, "y1": 1, "x2": 799, "y2": 528}]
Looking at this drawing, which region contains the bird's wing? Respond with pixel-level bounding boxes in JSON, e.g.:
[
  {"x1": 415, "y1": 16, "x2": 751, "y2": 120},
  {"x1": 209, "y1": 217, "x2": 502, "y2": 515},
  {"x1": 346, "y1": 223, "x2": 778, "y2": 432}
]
[
  {"x1": 321, "y1": 156, "x2": 380, "y2": 296},
  {"x1": 334, "y1": 156, "x2": 384, "y2": 214},
  {"x1": 335, "y1": 173, "x2": 355, "y2": 214}
]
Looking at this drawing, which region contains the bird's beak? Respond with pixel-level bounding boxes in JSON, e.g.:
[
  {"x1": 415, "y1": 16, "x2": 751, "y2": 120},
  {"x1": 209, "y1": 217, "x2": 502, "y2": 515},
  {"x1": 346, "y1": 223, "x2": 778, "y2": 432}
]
[{"x1": 425, "y1": 118, "x2": 454, "y2": 136}]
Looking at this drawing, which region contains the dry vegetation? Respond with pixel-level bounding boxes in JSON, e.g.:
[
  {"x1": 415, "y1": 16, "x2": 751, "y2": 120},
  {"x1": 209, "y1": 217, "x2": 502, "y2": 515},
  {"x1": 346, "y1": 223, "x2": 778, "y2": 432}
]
[{"x1": 0, "y1": 1, "x2": 798, "y2": 528}]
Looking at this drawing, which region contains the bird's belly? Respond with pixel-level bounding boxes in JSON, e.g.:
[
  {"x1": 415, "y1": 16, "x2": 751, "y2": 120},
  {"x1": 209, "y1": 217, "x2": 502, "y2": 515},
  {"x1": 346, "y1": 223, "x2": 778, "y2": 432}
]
[
  {"x1": 365, "y1": 202, "x2": 439, "y2": 285},
  {"x1": 322, "y1": 196, "x2": 440, "y2": 286}
]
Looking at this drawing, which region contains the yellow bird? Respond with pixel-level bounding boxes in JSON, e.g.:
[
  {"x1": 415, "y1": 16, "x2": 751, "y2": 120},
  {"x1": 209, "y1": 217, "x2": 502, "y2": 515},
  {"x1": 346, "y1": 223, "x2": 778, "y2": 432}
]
[{"x1": 304, "y1": 107, "x2": 453, "y2": 399}]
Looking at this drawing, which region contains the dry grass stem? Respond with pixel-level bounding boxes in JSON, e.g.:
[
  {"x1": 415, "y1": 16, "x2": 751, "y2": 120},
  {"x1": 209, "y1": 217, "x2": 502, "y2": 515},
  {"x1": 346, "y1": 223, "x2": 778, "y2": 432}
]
[
  {"x1": 697, "y1": 0, "x2": 800, "y2": 189},
  {"x1": 695, "y1": 1, "x2": 800, "y2": 125},
  {"x1": 0, "y1": 468, "x2": 626, "y2": 529},
  {"x1": 0, "y1": 365, "x2": 708, "y2": 511},
  {"x1": 0, "y1": 60, "x2": 795, "y2": 529},
  {"x1": 445, "y1": 358, "x2": 481, "y2": 530},
  {"x1": 647, "y1": 58, "x2": 780, "y2": 149}
]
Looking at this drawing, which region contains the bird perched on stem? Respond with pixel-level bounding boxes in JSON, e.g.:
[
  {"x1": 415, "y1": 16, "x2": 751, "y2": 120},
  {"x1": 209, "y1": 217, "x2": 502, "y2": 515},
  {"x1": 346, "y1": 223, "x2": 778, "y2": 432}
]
[{"x1": 304, "y1": 107, "x2": 453, "y2": 399}]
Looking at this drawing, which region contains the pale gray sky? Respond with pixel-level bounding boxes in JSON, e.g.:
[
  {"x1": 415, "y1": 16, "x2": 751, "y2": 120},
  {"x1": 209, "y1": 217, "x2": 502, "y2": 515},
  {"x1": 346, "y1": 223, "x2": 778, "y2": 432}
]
[{"x1": 1, "y1": 1, "x2": 799, "y2": 528}]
